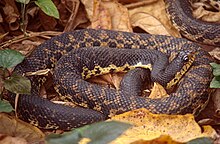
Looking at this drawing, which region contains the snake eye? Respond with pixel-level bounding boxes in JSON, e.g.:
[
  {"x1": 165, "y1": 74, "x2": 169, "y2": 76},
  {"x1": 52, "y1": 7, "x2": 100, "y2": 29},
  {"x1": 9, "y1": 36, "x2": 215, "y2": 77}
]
[{"x1": 182, "y1": 55, "x2": 189, "y2": 62}]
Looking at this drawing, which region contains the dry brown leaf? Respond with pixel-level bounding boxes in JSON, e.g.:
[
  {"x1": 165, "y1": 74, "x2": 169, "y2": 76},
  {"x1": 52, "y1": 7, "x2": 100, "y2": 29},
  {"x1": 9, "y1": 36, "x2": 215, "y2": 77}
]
[
  {"x1": 81, "y1": 0, "x2": 132, "y2": 31},
  {"x1": 209, "y1": 48, "x2": 220, "y2": 61},
  {"x1": 148, "y1": 82, "x2": 168, "y2": 99},
  {"x1": 38, "y1": 10, "x2": 57, "y2": 31},
  {"x1": 2, "y1": 0, "x2": 20, "y2": 31},
  {"x1": 129, "y1": 12, "x2": 170, "y2": 35},
  {"x1": 212, "y1": 89, "x2": 220, "y2": 116},
  {"x1": 110, "y1": 108, "x2": 217, "y2": 143},
  {"x1": 61, "y1": 0, "x2": 80, "y2": 32},
  {"x1": 0, "y1": 12, "x2": 3, "y2": 23},
  {"x1": 80, "y1": 0, "x2": 111, "y2": 29},
  {"x1": 69, "y1": 4, "x2": 90, "y2": 30},
  {"x1": 0, "y1": 134, "x2": 27, "y2": 144},
  {"x1": 128, "y1": 0, "x2": 181, "y2": 36},
  {"x1": 0, "y1": 113, "x2": 45, "y2": 143},
  {"x1": 192, "y1": 1, "x2": 220, "y2": 23}
]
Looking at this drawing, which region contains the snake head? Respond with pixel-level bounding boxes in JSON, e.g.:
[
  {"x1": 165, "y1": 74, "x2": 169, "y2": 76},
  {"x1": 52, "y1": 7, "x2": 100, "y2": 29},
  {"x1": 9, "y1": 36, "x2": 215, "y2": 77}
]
[
  {"x1": 177, "y1": 50, "x2": 196, "y2": 63},
  {"x1": 166, "y1": 50, "x2": 196, "y2": 89}
]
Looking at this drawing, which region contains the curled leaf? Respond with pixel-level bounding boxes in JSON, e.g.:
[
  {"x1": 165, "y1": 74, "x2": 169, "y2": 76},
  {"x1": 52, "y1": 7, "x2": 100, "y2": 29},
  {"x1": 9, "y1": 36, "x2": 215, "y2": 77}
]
[{"x1": 0, "y1": 113, "x2": 44, "y2": 143}]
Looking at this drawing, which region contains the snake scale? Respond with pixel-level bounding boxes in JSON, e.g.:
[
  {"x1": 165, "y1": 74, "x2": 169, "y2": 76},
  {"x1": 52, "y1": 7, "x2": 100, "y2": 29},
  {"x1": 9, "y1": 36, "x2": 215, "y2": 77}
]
[{"x1": 6, "y1": 0, "x2": 218, "y2": 130}]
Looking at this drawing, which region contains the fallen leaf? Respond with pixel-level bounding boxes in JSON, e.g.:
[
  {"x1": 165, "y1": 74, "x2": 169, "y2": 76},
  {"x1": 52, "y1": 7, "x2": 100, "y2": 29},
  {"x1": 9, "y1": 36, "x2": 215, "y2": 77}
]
[
  {"x1": 148, "y1": 82, "x2": 168, "y2": 99},
  {"x1": 212, "y1": 89, "x2": 220, "y2": 116},
  {"x1": 81, "y1": 0, "x2": 132, "y2": 31},
  {"x1": 80, "y1": 0, "x2": 111, "y2": 30},
  {"x1": 128, "y1": 0, "x2": 181, "y2": 36},
  {"x1": 0, "y1": 134, "x2": 27, "y2": 144},
  {"x1": 129, "y1": 12, "x2": 170, "y2": 35},
  {"x1": 38, "y1": 10, "x2": 57, "y2": 31},
  {"x1": 2, "y1": 0, "x2": 20, "y2": 31},
  {"x1": 0, "y1": 113, "x2": 45, "y2": 143},
  {"x1": 110, "y1": 108, "x2": 217, "y2": 143},
  {"x1": 62, "y1": 0, "x2": 80, "y2": 32},
  {"x1": 0, "y1": 12, "x2": 3, "y2": 23},
  {"x1": 192, "y1": 1, "x2": 220, "y2": 23},
  {"x1": 64, "y1": 3, "x2": 89, "y2": 31},
  {"x1": 131, "y1": 135, "x2": 182, "y2": 144},
  {"x1": 209, "y1": 48, "x2": 220, "y2": 61}
]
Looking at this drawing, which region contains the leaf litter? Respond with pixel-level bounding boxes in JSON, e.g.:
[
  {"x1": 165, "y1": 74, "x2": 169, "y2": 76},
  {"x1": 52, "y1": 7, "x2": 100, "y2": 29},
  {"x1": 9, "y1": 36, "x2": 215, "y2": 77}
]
[{"x1": 0, "y1": 0, "x2": 220, "y2": 143}]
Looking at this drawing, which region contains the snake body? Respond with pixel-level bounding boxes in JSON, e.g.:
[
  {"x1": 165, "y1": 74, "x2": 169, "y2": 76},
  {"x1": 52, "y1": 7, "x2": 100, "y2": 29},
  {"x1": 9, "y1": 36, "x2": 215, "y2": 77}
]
[
  {"x1": 6, "y1": 0, "x2": 215, "y2": 130},
  {"x1": 53, "y1": 47, "x2": 194, "y2": 117}
]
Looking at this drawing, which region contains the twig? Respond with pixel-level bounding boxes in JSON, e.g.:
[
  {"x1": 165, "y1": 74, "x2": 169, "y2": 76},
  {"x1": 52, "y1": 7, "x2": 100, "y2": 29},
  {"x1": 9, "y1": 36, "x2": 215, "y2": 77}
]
[
  {"x1": 15, "y1": 93, "x2": 19, "y2": 118},
  {"x1": 0, "y1": 31, "x2": 62, "y2": 49}
]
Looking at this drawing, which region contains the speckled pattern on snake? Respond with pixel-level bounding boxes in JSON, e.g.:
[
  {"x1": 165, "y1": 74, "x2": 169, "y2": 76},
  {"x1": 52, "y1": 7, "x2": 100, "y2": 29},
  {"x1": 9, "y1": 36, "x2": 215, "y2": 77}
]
[{"x1": 6, "y1": 0, "x2": 218, "y2": 130}]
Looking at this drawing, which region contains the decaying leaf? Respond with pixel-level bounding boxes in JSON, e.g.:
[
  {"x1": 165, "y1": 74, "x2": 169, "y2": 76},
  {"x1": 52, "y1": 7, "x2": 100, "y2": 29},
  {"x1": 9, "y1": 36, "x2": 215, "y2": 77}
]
[
  {"x1": 209, "y1": 48, "x2": 220, "y2": 61},
  {"x1": 2, "y1": 0, "x2": 20, "y2": 31},
  {"x1": 131, "y1": 135, "x2": 182, "y2": 144},
  {"x1": 59, "y1": 0, "x2": 81, "y2": 32},
  {"x1": 148, "y1": 82, "x2": 168, "y2": 99},
  {"x1": 128, "y1": 0, "x2": 181, "y2": 37},
  {"x1": 192, "y1": 1, "x2": 220, "y2": 23},
  {"x1": 110, "y1": 108, "x2": 217, "y2": 143},
  {"x1": 0, "y1": 134, "x2": 28, "y2": 144},
  {"x1": 81, "y1": 0, "x2": 132, "y2": 31},
  {"x1": 0, "y1": 113, "x2": 45, "y2": 143},
  {"x1": 212, "y1": 89, "x2": 220, "y2": 116}
]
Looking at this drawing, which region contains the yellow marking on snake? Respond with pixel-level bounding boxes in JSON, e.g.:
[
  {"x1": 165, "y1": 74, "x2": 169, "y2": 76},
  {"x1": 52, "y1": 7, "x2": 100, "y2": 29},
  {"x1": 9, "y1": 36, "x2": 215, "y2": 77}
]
[{"x1": 82, "y1": 63, "x2": 152, "y2": 80}]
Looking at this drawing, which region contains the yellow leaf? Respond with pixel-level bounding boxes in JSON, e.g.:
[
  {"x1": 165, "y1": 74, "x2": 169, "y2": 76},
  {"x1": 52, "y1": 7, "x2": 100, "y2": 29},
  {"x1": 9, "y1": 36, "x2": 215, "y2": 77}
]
[
  {"x1": 0, "y1": 113, "x2": 45, "y2": 143},
  {"x1": 110, "y1": 109, "x2": 217, "y2": 143},
  {"x1": 131, "y1": 135, "x2": 182, "y2": 144}
]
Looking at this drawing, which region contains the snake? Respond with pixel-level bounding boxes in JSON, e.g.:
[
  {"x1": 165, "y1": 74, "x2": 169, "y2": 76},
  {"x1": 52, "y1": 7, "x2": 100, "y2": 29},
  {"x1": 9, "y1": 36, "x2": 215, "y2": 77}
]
[
  {"x1": 5, "y1": 0, "x2": 216, "y2": 130},
  {"x1": 165, "y1": 0, "x2": 220, "y2": 46}
]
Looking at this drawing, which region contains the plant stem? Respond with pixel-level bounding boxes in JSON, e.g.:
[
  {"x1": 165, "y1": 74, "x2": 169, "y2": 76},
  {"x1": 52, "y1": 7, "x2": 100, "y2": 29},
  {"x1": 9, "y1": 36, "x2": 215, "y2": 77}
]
[{"x1": 21, "y1": 3, "x2": 27, "y2": 36}]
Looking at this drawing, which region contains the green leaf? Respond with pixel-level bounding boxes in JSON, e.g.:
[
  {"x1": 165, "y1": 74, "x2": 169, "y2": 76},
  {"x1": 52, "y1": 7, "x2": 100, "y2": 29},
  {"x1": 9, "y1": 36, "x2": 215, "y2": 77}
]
[
  {"x1": 4, "y1": 74, "x2": 31, "y2": 94},
  {"x1": 46, "y1": 130, "x2": 81, "y2": 144},
  {"x1": 210, "y1": 76, "x2": 220, "y2": 88},
  {"x1": 210, "y1": 63, "x2": 220, "y2": 76},
  {"x1": 82, "y1": 121, "x2": 131, "y2": 144},
  {"x1": 46, "y1": 121, "x2": 132, "y2": 144},
  {"x1": 16, "y1": 0, "x2": 30, "y2": 4},
  {"x1": 187, "y1": 137, "x2": 213, "y2": 144},
  {"x1": 35, "y1": 0, "x2": 59, "y2": 19},
  {"x1": 0, "y1": 99, "x2": 13, "y2": 113},
  {"x1": 0, "y1": 49, "x2": 24, "y2": 68}
]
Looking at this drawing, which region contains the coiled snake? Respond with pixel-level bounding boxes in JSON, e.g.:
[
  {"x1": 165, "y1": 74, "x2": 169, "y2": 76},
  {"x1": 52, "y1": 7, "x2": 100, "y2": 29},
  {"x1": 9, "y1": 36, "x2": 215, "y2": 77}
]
[{"x1": 6, "y1": 0, "x2": 218, "y2": 130}]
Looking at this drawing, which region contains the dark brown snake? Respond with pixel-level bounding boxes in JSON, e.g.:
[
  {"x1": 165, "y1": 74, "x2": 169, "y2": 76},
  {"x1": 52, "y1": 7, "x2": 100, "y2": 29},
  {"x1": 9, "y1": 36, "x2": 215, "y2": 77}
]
[{"x1": 5, "y1": 0, "x2": 218, "y2": 130}]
